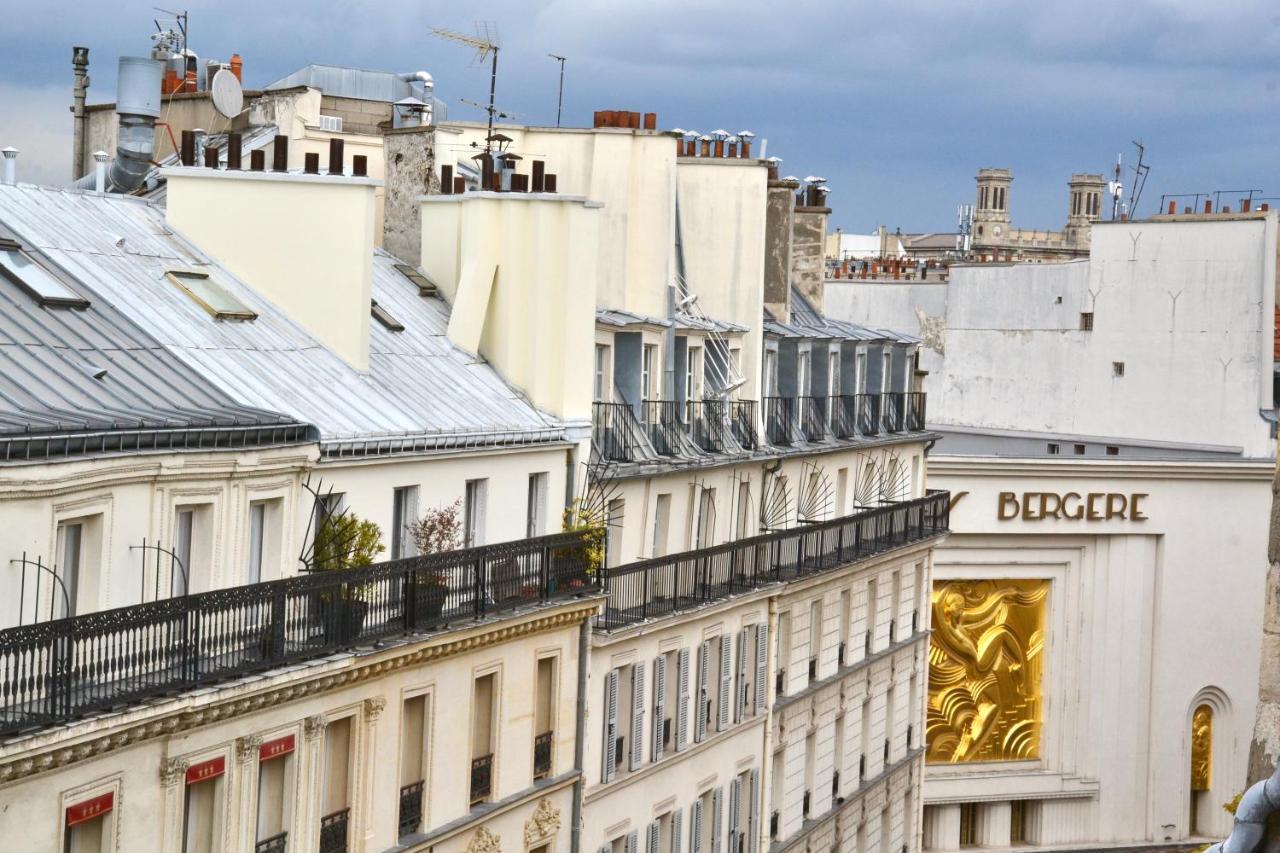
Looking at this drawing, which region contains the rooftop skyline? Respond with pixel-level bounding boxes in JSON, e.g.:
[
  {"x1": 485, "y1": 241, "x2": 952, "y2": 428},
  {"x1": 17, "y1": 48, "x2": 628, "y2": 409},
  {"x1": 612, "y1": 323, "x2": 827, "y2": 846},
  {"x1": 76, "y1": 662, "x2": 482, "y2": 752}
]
[{"x1": 0, "y1": 0, "x2": 1276, "y2": 232}]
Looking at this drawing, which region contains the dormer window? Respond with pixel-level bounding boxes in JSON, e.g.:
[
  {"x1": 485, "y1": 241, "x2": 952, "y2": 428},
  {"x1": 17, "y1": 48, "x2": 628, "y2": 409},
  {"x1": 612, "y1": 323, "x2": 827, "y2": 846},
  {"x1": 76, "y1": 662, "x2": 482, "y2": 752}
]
[
  {"x1": 371, "y1": 300, "x2": 404, "y2": 332},
  {"x1": 0, "y1": 238, "x2": 88, "y2": 308},
  {"x1": 394, "y1": 263, "x2": 438, "y2": 297},
  {"x1": 165, "y1": 269, "x2": 257, "y2": 321}
]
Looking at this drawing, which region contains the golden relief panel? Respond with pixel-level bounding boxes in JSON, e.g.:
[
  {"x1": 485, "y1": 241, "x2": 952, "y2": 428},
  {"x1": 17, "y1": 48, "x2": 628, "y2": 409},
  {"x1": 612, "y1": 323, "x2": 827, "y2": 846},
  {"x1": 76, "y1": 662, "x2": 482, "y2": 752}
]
[
  {"x1": 926, "y1": 579, "x2": 1049, "y2": 764},
  {"x1": 1190, "y1": 704, "x2": 1212, "y2": 791}
]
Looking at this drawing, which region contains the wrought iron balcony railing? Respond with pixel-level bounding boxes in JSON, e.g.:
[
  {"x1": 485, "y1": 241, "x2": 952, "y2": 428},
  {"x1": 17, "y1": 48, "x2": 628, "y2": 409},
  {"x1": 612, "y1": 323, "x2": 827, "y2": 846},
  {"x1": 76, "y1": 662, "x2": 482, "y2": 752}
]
[
  {"x1": 641, "y1": 400, "x2": 685, "y2": 457},
  {"x1": 255, "y1": 833, "x2": 288, "y2": 853},
  {"x1": 0, "y1": 530, "x2": 596, "y2": 737},
  {"x1": 593, "y1": 401, "x2": 644, "y2": 462},
  {"x1": 905, "y1": 392, "x2": 927, "y2": 431},
  {"x1": 598, "y1": 490, "x2": 949, "y2": 630},
  {"x1": 319, "y1": 808, "x2": 350, "y2": 853},
  {"x1": 534, "y1": 729, "x2": 554, "y2": 779},
  {"x1": 398, "y1": 780, "x2": 424, "y2": 838},
  {"x1": 763, "y1": 396, "x2": 796, "y2": 446},
  {"x1": 685, "y1": 400, "x2": 732, "y2": 454},
  {"x1": 470, "y1": 752, "x2": 494, "y2": 804},
  {"x1": 797, "y1": 396, "x2": 829, "y2": 442},
  {"x1": 728, "y1": 400, "x2": 758, "y2": 450},
  {"x1": 882, "y1": 392, "x2": 905, "y2": 433}
]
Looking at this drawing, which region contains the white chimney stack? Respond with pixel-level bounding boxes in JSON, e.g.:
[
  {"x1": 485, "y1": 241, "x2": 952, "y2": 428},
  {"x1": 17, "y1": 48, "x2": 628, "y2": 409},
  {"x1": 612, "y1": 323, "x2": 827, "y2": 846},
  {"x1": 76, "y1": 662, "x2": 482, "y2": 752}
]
[
  {"x1": 92, "y1": 151, "x2": 110, "y2": 192},
  {"x1": 1, "y1": 147, "x2": 17, "y2": 186}
]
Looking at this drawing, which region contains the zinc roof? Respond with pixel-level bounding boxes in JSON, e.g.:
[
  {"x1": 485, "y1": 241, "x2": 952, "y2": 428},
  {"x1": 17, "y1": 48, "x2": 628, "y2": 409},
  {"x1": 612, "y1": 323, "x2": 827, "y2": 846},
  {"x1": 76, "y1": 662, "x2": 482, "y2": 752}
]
[{"x1": 0, "y1": 184, "x2": 564, "y2": 457}]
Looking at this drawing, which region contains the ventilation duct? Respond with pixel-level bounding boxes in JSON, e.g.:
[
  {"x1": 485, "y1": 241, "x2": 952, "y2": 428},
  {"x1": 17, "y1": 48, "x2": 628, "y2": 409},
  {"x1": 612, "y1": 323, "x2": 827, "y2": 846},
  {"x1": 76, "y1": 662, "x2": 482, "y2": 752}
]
[{"x1": 73, "y1": 56, "x2": 163, "y2": 194}]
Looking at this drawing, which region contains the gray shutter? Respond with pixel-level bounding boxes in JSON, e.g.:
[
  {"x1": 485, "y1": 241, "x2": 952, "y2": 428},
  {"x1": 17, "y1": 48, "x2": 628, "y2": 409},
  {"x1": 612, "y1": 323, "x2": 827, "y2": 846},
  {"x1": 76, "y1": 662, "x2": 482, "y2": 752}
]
[
  {"x1": 736, "y1": 628, "x2": 749, "y2": 722},
  {"x1": 691, "y1": 800, "x2": 704, "y2": 853},
  {"x1": 729, "y1": 778, "x2": 742, "y2": 853},
  {"x1": 647, "y1": 821, "x2": 661, "y2": 853},
  {"x1": 627, "y1": 829, "x2": 639, "y2": 853},
  {"x1": 631, "y1": 662, "x2": 646, "y2": 770},
  {"x1": 754, "y1": 624, "x2": 769, "y2": 714},
  {"x1": 672, "y1": 808, "x2": 684, "y2": 853},
  {"x1": 747, "y1": 769, "x2": 759, "y2": 853},
  {"x1": 677, "y1": 647, "x2": 691, "y2": 750},
  {"x1": 603, "y1": 669, "x2": 619, "y2": 781},
  {"x1": 696, "y1": 641, "x2": 710, "y2": 742},
  {"x1": 711, "y1": 787, "x2": 724, "y2": 853},
  {"x1": 653, "y1": 655, "x2": 667, "y2": 762},
  {"x1": 600, "y1": 845, "x2": 612, "y2": 853},
  {"x1": 717, "y1": 638, "x2": 732, "y2": 731}
]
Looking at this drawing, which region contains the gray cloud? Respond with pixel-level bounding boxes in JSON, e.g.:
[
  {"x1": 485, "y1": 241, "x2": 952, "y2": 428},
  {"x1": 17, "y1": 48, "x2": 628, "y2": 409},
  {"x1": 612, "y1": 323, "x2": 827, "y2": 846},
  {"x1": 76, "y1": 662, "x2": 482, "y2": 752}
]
[{"x1": 0, "y1": 0, "x2": 1276, "y2": 231}]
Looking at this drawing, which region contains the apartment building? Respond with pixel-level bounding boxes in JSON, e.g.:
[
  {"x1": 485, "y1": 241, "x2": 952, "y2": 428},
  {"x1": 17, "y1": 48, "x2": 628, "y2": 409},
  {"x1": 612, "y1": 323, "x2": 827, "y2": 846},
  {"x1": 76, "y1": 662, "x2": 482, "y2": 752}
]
[{"x1": 827, "y1": 207, "x2": 1277, "y2": 849}]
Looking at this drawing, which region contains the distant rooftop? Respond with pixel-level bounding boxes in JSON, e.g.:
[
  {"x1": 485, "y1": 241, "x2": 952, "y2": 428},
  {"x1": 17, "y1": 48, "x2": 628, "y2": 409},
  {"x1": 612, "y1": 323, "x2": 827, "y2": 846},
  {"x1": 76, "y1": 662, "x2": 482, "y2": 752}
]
[{"x1": 265, "y1": 64, "x2": 433, "y2": 104}]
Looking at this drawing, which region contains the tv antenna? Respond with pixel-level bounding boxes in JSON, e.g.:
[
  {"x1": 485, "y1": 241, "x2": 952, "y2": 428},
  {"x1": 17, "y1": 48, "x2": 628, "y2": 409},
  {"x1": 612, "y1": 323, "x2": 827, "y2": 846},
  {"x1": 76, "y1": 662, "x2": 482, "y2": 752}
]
[
  {"x1": 153, "y1": 7, "x2": 188, "y2": 57},
  {"x1": 432, "y1": 23, "x2": 501, "y2": 153},
  {"x1": 548, "y1": 54, "x2": 566, "y2": 127},
  {"x1": 458, "y1": 97, "x2": 523, "y2": 121},
  {"x1": 1128, "y1": 140, "x2": 1150, "y2": 217}
]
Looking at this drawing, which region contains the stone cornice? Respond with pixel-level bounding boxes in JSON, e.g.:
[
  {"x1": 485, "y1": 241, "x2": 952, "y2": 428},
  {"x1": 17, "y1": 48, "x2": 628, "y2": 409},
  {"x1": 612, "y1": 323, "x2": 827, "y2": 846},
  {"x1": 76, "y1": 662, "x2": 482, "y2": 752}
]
[{"x1": 0, "y1": 598, "x2": 600, "y2": 786}]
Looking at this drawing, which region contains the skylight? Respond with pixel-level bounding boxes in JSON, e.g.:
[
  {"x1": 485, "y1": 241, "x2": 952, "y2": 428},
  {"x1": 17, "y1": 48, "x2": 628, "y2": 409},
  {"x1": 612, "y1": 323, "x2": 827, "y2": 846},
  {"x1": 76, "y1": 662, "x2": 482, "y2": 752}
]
[
  {"x1": 165, "y1": 270, "x2": 257, "y2": 321},
  {"x1": 394, "y1": 263, "x2": 438, "y2": 297},
  {"x1": 371, "y1": 300, "x2": 405, "y2": 332},
  {"x1": 0, "y1": 240, "x2": 89, "y2": 308}
]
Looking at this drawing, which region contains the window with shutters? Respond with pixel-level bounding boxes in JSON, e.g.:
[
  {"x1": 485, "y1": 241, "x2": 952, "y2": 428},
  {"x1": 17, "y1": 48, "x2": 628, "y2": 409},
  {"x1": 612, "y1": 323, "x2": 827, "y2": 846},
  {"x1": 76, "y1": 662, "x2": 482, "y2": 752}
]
[
  {"x1": 653, "y1": 651, "x2": 678, "y2": 761},
  {"x1": 735, "y1": 628, "x2": 751, "y2": 722},
  {"x1": 534, "y1": 656, "x2": 557, "y2": 779},
  {"x1": 602, "y1": 669, "x2": 621, "y2": 782},
  {"x1": 695, "y1": 640, "x2": 711, "y2": 742},
  {"x1": 770, "y1": 749, "x2": 783, "y2": 839},
  {"x1": 774, "y1": 610, "x2": 791, "y2": 698},
  {"x1": 526, "y1": 473, "x2": 549, "y2": 538},
  {"x1": 833, "y1": 713, "x2": 845, "y2": 802},
  {"x1": 803, "y1": 731, "x2": 816, "y2": 816},
  {"x1": 753, "y1": 623, "x2": 769, "y2": 715},
  {"x1": 889, "y1": 570, "x2": 901, "y2": 644},
  {"x1": 807, "y1": 599, "x2": 822, "y2": 683},
  {"x1": 392, "y1": 486, "x2": 419, "y2": 559},
  {"x1": 322, "y1": 716, "x2": 354, "y2": 844},
  {"x1": 464, "y1": 479, "x2": 488, "y2": 548},
  {"x1": 470, "y1": 673, "x2": 497, "y2": 805},
  {"x1": 716, "y1": 634, "x2": 732, "y2": 732},
  {"x1": 859, "y1": 696, "x2": 872, "y2": 781},
  {"x1": 676, "y1": 647, "x2": 691, "y2": 752},
  {"x1": 399, "y1": 693, "x2": 430, "y2": 838},
  {"x1": 864, "y1": 577, "x2": 879, "y2": 656},
  {"x1": 838, "y1": 588, "x2": 852, "y2": 667},
  {"x1": 884, "y1": 684, "x2": 897, "y2": 766}
]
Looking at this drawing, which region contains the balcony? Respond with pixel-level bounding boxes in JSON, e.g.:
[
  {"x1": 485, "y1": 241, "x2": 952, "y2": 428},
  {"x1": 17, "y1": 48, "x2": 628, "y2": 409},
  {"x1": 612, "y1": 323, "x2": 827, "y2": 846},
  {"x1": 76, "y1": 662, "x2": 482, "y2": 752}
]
[
  {"x1": 642, "y1": 400, "x2": 688, "y2": 456},
  {"x1": 255, "y1": 833, "x2": 288, "y2": 853},
  {"x1": 797, "y1": 397, "x2": 829, "y2": 442},
  {"x1": 0, "y1": 530, "x2": 597, "y2": 737},
  {"x1": 763, "y1": 396, "x2": 795, "y2": 445},
  {"x1": 398, "y1": 780, "x2": 424, "y2": 839},
  {"x1": 598, "y1": 490, "x2": 949, "y2": 630},
  {"x1": 534, "y1": 729, "x2": 554, "y2": 779},
  {"x1": 593, "y1": 401, "x2": 644, "y2": 462},
  {"x1": 470, "y1": 752, "x2": 494, "y2": 804},
  {"x1": 319, "y1": 808, "x2": 350, "y2": 853}
]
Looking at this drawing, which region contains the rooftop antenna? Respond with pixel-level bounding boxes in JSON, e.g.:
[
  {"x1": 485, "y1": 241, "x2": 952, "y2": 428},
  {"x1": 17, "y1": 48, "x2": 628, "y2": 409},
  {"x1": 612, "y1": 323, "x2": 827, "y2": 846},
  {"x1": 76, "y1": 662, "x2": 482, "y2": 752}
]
[
  {"x1": 432, "y1": 23, "x2": 501, "y2": 153},
  {"x1": 548, "y1": 54, "x2": 566, "y2": 128},
  {"x1": 1109, "y1": 152, "x2": 1124, "y2": 220},
  {"x1": 1128, "y1": 140, "x2": 1150, "y2": 216},
  {"x1": 153, "y1": 7, "x2": 188, "y2": 57}
]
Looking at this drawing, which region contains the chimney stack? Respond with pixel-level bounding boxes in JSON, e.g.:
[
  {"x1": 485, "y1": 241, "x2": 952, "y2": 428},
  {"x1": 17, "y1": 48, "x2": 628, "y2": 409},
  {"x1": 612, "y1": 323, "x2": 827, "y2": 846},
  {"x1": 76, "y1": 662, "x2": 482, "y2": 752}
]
[
  {"x1": 250, "y1": 149, "x2": 265, "y2": 171},
  {"x1": 1, "y1": 147, "x2": 18, "y2": 186},
  {"x1": 92, "y1": 150, "x2": 109, "y2": 190},
  {"x1": 304, "y1": 152, "x2": 320, "y2": 174},
  {"x1": 1242, "y1": 198, "x2": 1252, "y2": 212},
  {"x1": 226, "y1": 134, "x2": 242, "y2": 170},
  {"x1": 1203, "y1": 199, "x2": 1213, "y2": 214},
  {"x1": 180, "y1": 130, "x2": 196, "y2": 166},
  {"x1": 203, "y1": 145, "x2": 219, "y2": 168},
  {"x1": 440, "y1": 164, "x2": 453, "y2": 195},
  {"x1": 353, "y1": 155, "x2": 368, "y2": 178},
  {"x1": 532, "y1": 160, "x2": 545, "y2": 193},
  {"x1": 328, "y1": 138, "x2": 345, "y2": 176},
  {"x1": 1167, "y1": 200, "x2": 1177, "y2": 215}
]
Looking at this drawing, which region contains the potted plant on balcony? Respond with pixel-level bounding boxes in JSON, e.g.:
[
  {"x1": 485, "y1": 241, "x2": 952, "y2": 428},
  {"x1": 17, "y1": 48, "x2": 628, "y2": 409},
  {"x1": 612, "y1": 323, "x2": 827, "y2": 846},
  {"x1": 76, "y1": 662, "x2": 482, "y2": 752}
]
[
  {"x1": 408, "y1": 501, "x2": 463, "y2": 619},
  {"x1": 558, "y1": 498, "x2": 607, "y2": 589},
  {"x1": 310, "y1": 509, "x2": 385, "y2": 642}
]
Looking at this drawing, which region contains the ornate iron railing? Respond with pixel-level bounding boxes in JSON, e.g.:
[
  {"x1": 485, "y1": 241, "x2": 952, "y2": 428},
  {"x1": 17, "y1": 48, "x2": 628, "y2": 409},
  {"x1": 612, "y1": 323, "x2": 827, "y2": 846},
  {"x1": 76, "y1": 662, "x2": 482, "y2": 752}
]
[
  {"x1": 534, "y1": 729, "x2": 554, "y2": 779},
  {"x1": 852, "y1": 394, "x2": 882, "y2": 436},
  {"x1": 905, "y1": 392, "x2": 927, "y2": 431},
  {"x1": 797, "y1": 396, "x2": 829, "y2": 442},
  {"x1": 254, "y1": 832, "x2": 288, "y2": 853},
  {"x1": 762, "y1": 396, "x2": 796, "y2": 446},
  {"x1": 0, "y1": 531, "x2": 596, "y2": 737},
  {"x1": 398, "y1": 780, "x2": 424, "y2": 838},
  {"x1": 882, "y1": 392, "x2": 906, "y2": 433},
  {"x1": 319, "y1": 808, "x2": 350, "y2": 853},
  {"x1": 470, "y1": 752, "x2": 494, "y2": 804},
  {"x1": 684, "y1": 400, "x2": 730, "y2": 454},
  {"x1": 592, "y1": 402, "x2": 643, "y2": 462},
  {"x1": 598, "y1": 490, "x2": 948, "y2": 630}
]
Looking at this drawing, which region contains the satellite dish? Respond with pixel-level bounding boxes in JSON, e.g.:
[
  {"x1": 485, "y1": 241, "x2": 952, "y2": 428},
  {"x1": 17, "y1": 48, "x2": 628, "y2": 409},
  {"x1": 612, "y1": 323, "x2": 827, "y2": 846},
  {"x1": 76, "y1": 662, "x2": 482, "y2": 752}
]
[{"x1": 210, "y1": 69, "x2": 244, "y2": 119}]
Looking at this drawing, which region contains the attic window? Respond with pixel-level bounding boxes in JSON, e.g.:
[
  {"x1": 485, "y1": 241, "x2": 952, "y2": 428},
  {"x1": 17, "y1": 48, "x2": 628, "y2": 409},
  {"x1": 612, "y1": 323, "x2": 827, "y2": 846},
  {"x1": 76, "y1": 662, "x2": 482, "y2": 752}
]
[
  {"x1": 165, "y1": 269, "x2": 257, "y2": 321},
  {"x1": 371, "y1": 300, "x2": 404, "y2": 332},
  {"x1": 394, "y1": 263, "x2": 438, "y2": 297},
  {"x1": 0, "y1": 240, "x2": 89, "y2": 308}
]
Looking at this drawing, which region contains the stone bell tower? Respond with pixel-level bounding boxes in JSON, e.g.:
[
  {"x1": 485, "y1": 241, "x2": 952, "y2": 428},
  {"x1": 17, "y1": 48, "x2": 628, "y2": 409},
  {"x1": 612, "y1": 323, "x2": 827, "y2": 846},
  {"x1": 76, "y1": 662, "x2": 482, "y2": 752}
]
[
  {"x1": 1066, "y1": 173, "x2": 1107, "y2": 247},
  {"x1": 973, "y1": 168, "x2": 1012, "y2": 243}
]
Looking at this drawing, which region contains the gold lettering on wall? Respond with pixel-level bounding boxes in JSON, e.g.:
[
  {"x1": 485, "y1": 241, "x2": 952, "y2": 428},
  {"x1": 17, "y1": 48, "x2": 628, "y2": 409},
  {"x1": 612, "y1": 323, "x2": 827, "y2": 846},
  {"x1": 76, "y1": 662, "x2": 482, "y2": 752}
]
[
  {"x1": 926, "y1": 579, "x2": 1049, "y2": 763},
  {"x1": 996, "y1": 491, "x2": 1148, "y2": 521}
]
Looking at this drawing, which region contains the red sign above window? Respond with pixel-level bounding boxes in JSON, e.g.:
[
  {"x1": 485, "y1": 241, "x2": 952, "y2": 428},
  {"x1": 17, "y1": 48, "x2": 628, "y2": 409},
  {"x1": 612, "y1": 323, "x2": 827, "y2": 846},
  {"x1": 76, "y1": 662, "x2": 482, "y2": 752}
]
[
  {"x1": 66, "y1": 791, "x2": 114, "y2": 827},
  {"x1": 259, "y1": 735, "x2": 295, "y2": 762},
  {"x1": 185, "y1": 756, "x2": 226, "y2": 785}
]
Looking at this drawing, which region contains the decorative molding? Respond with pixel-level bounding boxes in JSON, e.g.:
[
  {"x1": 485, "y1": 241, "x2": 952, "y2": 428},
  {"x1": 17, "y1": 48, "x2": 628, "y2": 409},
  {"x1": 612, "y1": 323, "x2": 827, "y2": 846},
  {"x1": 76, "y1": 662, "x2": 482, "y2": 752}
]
[
  {"x1": 0, "y1": 600, "x2": 598, "y2": 786},
  {"x1": 363, "y1": 696, "x2": 387, "y2": 721},
  {"x1": 303, "y1": 715, "x2": 327, "y2": 741},
  {"x1": 235, "y1": 735, "x2": 263, "y2": 763},
  {"x1": 467, "y1": 825, "x2": 502, "y2": 853},
  {"x1": 524, "y1": 798, "x2": 562, "y2": 846},
  {"x1": 159, "y1": 756, "x2": 188, "y2": 787}
]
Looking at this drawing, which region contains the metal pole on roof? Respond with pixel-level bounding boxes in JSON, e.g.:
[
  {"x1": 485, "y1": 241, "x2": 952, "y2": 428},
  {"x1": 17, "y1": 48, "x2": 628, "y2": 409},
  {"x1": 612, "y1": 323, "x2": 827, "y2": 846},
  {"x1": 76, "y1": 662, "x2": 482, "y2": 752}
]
[{"x1": 549, "y1": 54, "x2": 566, "y2": 128}]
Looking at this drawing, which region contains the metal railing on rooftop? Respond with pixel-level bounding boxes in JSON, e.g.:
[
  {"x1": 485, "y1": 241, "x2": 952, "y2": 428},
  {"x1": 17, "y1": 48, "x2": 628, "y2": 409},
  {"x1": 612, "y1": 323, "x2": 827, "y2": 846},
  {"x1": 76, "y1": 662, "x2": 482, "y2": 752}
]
[
  {"x1": 592, "y1": 402, "x2": 644, "y2": 463},
  {"x1": 598, "y1": 490, "x2": 949, "y2": 630},
  {"x1": 0, "y1": 530, "x2": 596, "y2": 737}
]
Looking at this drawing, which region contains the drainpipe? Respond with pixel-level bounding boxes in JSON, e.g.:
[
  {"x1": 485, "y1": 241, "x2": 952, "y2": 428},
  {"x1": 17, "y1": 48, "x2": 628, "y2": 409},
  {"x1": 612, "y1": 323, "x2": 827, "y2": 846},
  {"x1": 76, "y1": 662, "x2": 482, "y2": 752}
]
[
  {"x1": 757, "y1": 596, "x2": 780, "y2": 853},
  {"x1": 571, "y1": 614, "x2": 592, "y2": 853},
  {"x1": 71, "y1": 46, "x2": 89, "y2": 180}
]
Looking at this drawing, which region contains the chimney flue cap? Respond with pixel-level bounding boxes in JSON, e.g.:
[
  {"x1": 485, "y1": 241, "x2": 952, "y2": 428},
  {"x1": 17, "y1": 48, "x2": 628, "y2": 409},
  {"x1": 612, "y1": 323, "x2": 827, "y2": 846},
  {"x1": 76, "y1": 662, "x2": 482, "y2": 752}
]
[
  {"x1": 670, "y1": 127, "x2": 687, "y2": 136},
  {"x1": 738, "y1": 130, "x2": 755, "y2": 139},
  {"x1": 92, "y1": 150, "x2": 109, "y2": 163},
  {"x1": 710, "y1": 129, "x2": 729, "y2": 139},
  {"x1": 2, "y1": 147, "x2": 19, "y2": 159}
]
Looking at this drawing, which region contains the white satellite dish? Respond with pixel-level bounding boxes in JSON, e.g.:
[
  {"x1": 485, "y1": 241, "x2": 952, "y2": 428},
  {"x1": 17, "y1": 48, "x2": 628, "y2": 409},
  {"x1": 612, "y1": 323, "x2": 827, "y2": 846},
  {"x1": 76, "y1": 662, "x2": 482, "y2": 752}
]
[{"x1": 210, "y1": 68, "x2": 244, "y2": 119}]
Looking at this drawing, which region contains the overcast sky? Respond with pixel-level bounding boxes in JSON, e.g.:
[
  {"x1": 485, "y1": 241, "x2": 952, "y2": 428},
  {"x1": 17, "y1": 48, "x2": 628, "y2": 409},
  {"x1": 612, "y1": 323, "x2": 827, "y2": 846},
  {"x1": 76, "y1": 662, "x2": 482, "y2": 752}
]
[{"x1": 1, "y1": 0, "x2": 1277, "y2": 232}]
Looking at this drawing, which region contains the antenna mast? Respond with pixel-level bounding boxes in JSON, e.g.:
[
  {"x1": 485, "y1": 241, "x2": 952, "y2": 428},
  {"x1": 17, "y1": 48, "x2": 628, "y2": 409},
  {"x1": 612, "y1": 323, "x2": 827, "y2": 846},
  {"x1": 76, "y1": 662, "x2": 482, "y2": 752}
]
[
  {"x1": 1128, "y1": 140, "x2": 1150, "y2": 217},
  {"x1": 549, "y1": 54, "x2": 566, "y2": 128},
  {"x1": 432, "y1": 24, "x2": 501, "y2": 153}
]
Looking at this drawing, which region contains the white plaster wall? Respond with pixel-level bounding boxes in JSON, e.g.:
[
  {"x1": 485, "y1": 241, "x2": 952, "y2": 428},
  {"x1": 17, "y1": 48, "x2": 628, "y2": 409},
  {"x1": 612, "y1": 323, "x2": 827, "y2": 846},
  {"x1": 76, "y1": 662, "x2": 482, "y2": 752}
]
[
  {"x1": 924, "y1": 458, "x2": 1271, "y2": 846},
  {"x1": 823, "y1": 281, "x2": 948, "y2": 376}
]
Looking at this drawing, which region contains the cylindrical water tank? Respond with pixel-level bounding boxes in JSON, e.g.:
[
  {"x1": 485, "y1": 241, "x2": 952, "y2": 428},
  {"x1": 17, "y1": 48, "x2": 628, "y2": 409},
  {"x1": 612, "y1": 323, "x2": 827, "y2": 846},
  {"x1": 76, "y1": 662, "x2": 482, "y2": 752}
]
[{"x1": 116, "y1": 56, "x2": 163, "y2": 118}]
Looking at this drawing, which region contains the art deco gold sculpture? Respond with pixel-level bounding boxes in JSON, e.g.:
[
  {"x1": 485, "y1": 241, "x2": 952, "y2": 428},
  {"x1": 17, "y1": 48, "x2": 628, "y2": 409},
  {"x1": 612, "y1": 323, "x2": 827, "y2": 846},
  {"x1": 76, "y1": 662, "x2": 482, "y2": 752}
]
[
  {"x1": 1191, "y1": 705, "x2": 1212, "y2": 791},
  {"x1": 926, "y1": 579, "x2": 1049, "y2": 763}
]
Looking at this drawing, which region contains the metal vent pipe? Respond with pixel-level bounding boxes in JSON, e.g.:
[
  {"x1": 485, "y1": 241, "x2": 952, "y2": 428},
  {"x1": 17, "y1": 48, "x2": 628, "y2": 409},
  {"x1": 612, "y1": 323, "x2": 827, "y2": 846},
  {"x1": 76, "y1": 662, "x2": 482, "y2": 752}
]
[{"x1": 73, "y1": 56, "x2": 163, "y2": 194}]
